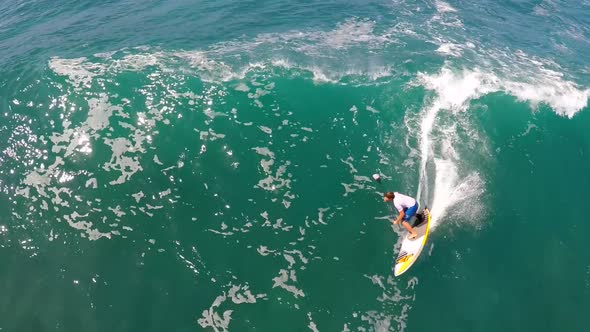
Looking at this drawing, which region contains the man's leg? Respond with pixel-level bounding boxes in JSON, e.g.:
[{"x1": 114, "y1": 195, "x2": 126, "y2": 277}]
[
  {"x1": 402, "y1": 221, "x2": 418, "y2": 239},
  {"x1": 404, "y1": 203, "x2": 419, "y2": 227}
]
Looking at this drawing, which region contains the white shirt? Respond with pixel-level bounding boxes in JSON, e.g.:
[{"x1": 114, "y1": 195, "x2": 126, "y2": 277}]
[{"x1": 393, "y1": 192, "x2": 416, "y2": 212}]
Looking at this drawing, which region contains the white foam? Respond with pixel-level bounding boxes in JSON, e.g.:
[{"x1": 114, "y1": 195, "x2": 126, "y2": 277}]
[
  {"x1": 63, "y1": 213, "x2": 111, "y2": 240},
  {"x1": 197, "y1": 283, "x2": 266, "y2": 331},
  {"x1": 503, "y1": 78, "x2": 589, "y2": 118},
  {"x1": 415, "y1": 68, "x2": 496, "y2": 225},
  {"x1": 227, "y1": 285, "x2": 265, "y2": 304},
  {"x1": 419, "y1": 64, "x2": 589, "y2": 118},
  {"x1": 324, "y1": 19, "x2": 386, "y2": 49},
  {"x1": 417, "y1": 69, "x2": 498, "y2": 111},
  {"x1": 435, "y1": 0, "x2": 458, "y2": 13},
  {"x1": 431, "y1": 0, "x2": 463, "y2": 28},
  {"x1": 258, "y1": 126, "x2": 272, "y2": 134},
  {"x1": 153, "y1": 155, "x2": 163, "y2": 165},
  {"x1": 108, "y1": 206, "x2": 126, "y2": 217},
  {"x1": 87, "y1": 94, "x2": 122, "y2": 131},
  {"x1": 284, "y1": 249, "x2": 309, "y2": 265},
  {"x1": 257, "y1": 245, "x2": 276, "y2": 256},
  {"x1": 308, "y1": 313, "x2": 320, "y2": 332},
  {"x1": 272, "y1": 269, "x2": 305, "y2": 298},
  {"x1": 48, "y1": 57, "x2": 103, "y2": 89},
  {"x1": 341, "y1": 156, "x2": 358, "y2": 174},
  {"x1": 47, "y1": 16, "x2": 401, "y2": 88},
  {"x1": 252, "y1": 147, "x2": 291, "y2": 192},
  {"x1": 132, "y1": 191, "x2": 144, "y2": 203},
  {"x1": 309, "y1": 67, "x2": 338, "y2": 84},
  {"x1": 429, "y1": 158, "x2": 484, "y2": 228},
  {"x1": 350, "y1": 105, "x2": 359, "y2": 125},
  {"x1": 102, "y1": 137, "x2": 143, "y2": 185},
  {"x1": 175, "y1": 51, "x2": 239, "y2": 82},
  {"x1": 533, "y1": 4, "x2": 549, "y2": 16},
  {"x1": 436, "y1": 43, "x2": 462, "y2": 57},
  {"x1": 493, "y1": 49, "x2": 588, "y2": 117},
  {"x1": 366, "y1": 105, "x2": 380, "y2": 114},
  {"x1": 234, "y1": 83, "x2": 250, "y2": 92},
  {"x1": 416, "y1": 61, "x2": 588, "y2": 226},
  {"x1": 197, "y1": 294, "x2": 233, "y2": 331}
]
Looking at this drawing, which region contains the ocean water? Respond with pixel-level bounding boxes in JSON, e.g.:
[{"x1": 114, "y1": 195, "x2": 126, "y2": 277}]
[{"x1": 1, "y1": 0, "x2": 589, "y2": 331}]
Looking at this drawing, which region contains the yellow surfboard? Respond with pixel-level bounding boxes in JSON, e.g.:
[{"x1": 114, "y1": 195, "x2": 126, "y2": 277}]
[{"x1": 394, "y1": 208, "x2": 431, "y2": 276}]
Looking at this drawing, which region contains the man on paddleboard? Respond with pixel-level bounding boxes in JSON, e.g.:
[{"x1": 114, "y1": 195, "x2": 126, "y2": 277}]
[{"x1": 383, "y1": 191, "x2": 419, "y2": 239}]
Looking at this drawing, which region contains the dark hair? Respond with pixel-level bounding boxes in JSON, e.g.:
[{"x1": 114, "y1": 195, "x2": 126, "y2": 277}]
[{"x1": 384, "y1": 192, "x2": 395, "y2": 199}]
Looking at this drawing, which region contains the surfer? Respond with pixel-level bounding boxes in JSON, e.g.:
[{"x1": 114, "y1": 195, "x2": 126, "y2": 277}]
[{"x1": 383, "y1": 191, "x2": 419, "y2": 239}]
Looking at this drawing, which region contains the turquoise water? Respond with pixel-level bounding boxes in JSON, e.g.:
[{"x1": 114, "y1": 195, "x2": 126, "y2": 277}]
[{"x1": 1, "y1": 0, "x2": 590, "y2": 330}]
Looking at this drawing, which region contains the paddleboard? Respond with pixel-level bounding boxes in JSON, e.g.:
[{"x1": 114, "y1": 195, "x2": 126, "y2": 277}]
[{"x1": 394, "y1": 208, "x2": 431, "y2": 276}]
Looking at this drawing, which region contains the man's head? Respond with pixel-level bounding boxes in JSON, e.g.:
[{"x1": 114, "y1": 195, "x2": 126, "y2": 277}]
[{"x1": 383, "y1": 191, "x2": 395, "y2": 202}]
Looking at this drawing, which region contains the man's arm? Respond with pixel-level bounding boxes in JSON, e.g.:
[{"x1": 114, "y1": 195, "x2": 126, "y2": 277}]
[{"x1": 393, "y1": 210, "x2": 405, "y2": 225}]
